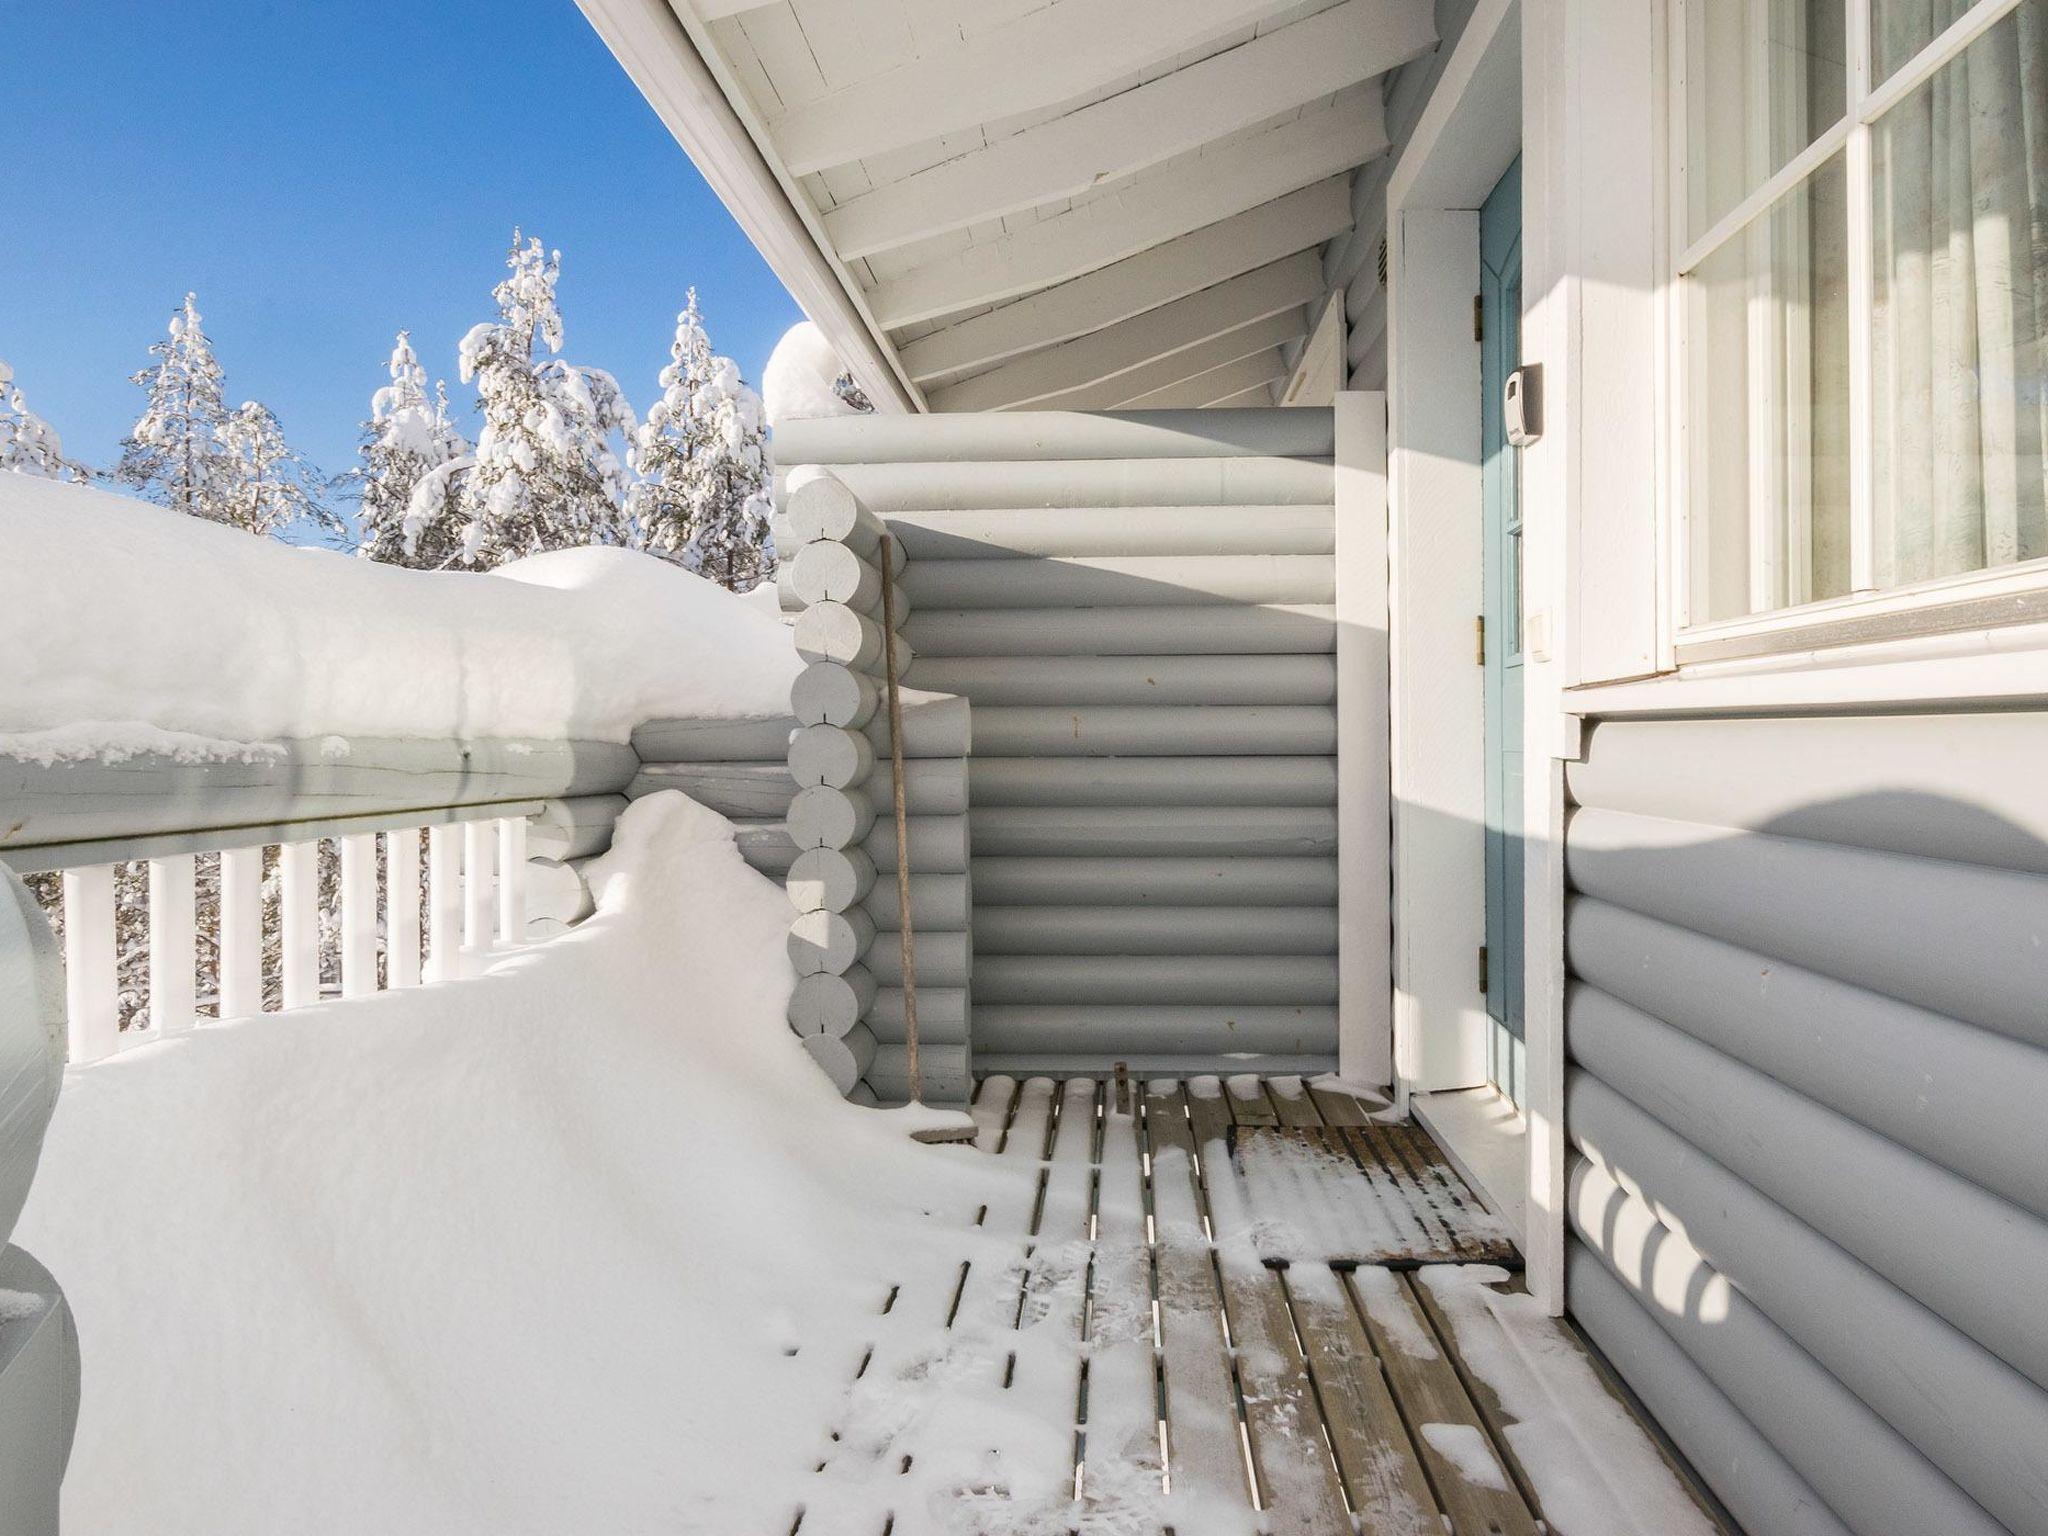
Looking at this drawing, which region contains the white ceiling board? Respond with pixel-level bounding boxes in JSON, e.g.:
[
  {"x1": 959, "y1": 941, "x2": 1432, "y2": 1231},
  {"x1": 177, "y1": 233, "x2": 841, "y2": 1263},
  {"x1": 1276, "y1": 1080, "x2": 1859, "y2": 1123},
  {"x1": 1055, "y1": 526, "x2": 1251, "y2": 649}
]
[
  {"x1": 823, "y1": 1, "x2": 1427, "y2": 258},
  {"x1": 928, "y1": 251, "x2": 1325, "y2": 411},
  {"x1": 1024, "y1": 311, "x2": 1308, "y2": 411},
  {"x1": 1118, "y1": 346, "x2": 1291, "y2": 408},
  {"x1": 896, "y1": 177, "x2": 1354, "y2": 381},
  {"x1": 866, "y1": 92, "x2": 1386, "y2": 327},
  {"x1": 766, "y1": 0, "x2": 1310, "y2": 175}
]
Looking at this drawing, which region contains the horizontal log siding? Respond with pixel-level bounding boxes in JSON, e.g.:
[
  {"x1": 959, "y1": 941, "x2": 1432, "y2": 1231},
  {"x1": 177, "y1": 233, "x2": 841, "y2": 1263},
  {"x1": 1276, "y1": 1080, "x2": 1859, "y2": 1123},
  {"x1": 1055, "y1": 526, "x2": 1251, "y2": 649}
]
[
  {"x1": 827, "y1": 408, "x2": 1337, "y2": 1075},
  {"x1": 1564, "y1": 710, "x2": 2048, "y2": 1536}
]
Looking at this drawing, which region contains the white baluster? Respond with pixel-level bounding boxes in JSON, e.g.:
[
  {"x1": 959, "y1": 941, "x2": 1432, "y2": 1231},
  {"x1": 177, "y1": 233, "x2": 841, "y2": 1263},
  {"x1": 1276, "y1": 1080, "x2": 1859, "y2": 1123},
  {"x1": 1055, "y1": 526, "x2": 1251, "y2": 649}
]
[
  {"x1": 339, "y1": 832, "x2": 378, "y2": 999},
  {"x1": 218, "y1": 846, "x2": 264, "y2": 1017},
  {"x1": 463, "y1": 819, "x2": 494, "y2": 952},
  {"x1": 385, "y1": 829, "x2": 422, "y2": 988},
  {"x1": 426, "y1": 824, "x2": 461, "y2": 982},
  {"x1": 148, "y1": 854, "x2": 197, "y2": 1034},
  {"x1": 61, "y1": 865, "x2": 119, "y2": 1062},
  {"x1": 279, "y1": 840, "x2": 319, "y2": 1009},
  {"x1": 496, "y1": 817, "x2": 527, "y2": 946}
]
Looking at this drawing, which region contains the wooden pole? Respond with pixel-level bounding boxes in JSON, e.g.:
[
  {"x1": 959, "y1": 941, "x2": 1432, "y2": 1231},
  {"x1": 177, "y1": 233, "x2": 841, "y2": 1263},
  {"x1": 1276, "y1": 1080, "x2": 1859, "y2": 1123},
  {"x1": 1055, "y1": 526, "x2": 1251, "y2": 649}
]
[{"x1": 877, "y1": 534, "x2": 921, "y2": 1105}]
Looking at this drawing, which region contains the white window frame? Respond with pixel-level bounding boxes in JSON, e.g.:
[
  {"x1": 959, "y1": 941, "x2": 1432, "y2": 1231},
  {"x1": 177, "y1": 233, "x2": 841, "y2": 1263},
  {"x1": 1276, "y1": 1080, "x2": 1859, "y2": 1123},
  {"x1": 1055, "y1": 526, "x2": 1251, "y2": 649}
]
[{"x1": 1666, "y1": 0, "x2": 2047, "y2": 660}]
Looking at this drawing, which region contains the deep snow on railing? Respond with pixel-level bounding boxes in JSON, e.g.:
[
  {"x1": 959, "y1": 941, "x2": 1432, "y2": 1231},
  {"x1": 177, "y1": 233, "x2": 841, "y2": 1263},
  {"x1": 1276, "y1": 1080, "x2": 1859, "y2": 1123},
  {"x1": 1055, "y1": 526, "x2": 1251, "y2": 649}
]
[{"x1": 36, "y1": 811, "x2": 535, "y2": 1064}]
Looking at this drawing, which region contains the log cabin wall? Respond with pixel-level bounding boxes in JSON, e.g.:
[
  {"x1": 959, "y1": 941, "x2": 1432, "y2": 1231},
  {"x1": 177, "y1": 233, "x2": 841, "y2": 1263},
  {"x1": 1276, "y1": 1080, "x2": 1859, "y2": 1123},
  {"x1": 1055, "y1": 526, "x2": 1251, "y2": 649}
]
[
  {"x1": 1560, "y1": 709, "x2": 2048, "y2": 1536},
  {"x1": 775, "y1": 409, "x2": 1341, "y2": 1081}
]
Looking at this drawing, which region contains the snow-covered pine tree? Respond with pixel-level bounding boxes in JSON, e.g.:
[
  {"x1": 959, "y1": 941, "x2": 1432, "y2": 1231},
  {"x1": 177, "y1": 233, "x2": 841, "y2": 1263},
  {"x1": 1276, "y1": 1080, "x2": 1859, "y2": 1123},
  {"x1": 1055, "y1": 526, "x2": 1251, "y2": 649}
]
[
  {"x1": 114, "y1": 293, "x2": 241, "y2": 520},
  {"x1": 0, "y1": 359, "x2": 90, "y2": 479},
  {"x1": 629, "y1": 289, "x2": 774, "y2": 591},
  {"x1": 448, "y1": 232, "x2": 637, "y2": 567},
  {"x1": 351, "y1": 332, "x2": 472, "y2": 568},
  {"x1": 222, "y1": 400, "x2": 342, "y2": 541}
]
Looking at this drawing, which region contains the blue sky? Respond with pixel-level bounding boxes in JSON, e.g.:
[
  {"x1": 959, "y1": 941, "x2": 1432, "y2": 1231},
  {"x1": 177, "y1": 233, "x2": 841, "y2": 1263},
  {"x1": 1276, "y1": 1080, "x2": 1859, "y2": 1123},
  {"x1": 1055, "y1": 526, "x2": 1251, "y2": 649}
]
[{"x1": 0, "y1": 0, "x2": 800, "y2": 498}]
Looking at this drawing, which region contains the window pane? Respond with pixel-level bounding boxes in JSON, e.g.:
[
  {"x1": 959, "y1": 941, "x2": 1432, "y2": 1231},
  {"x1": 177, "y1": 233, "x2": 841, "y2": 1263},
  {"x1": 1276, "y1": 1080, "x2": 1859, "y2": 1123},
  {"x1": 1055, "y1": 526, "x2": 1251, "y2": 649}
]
[
  {"x1": 1687, "y1": 0, "x2": 1849, "y2": 240},
  {"x1": 1686, "y1": 155, "x2": 1853, "y2": 622},
  {"x1": 1870, "y1": 0, "x2": 2048, "y2": 585}
]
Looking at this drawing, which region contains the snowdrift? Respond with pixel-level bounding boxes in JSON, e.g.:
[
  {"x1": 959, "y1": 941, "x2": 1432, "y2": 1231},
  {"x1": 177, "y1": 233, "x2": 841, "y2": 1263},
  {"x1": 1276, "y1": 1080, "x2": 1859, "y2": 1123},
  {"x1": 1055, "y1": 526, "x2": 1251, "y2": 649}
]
[
  {"x1": 14, "y1": 795, "x2": 1016, "y2": 1534},
  {"x1": 0, "y1": 477, "x2": 800, "y2": 759}
]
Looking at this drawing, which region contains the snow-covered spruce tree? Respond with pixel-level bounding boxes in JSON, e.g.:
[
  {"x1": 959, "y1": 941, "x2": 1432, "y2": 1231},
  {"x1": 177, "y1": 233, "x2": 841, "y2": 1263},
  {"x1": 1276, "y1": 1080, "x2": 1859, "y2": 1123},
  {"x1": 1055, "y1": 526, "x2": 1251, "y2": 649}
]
[
  {"x1": 0, "y1": 359, "x2": 90, "y2": 479},
  {"x1": 113, "y1": 293, "x2": 240, "y2": 520},
  {"x1": 222, "y1": 400, "x2": 343, "y2": 541},
  {"x1": 628, "y1": 289, "x2": 774, "y2": 591},
  {"x1": 350, "y1": 332, "x2": 472, "y2": 568},
  {"x1": 447, "y1": 232, "x2": 636, "y2": 567}
]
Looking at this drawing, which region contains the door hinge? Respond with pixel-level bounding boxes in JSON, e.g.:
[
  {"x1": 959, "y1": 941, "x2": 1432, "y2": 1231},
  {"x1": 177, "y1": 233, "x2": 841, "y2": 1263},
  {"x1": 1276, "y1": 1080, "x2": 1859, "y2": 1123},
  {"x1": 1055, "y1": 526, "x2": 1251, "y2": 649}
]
[
  {"x1": 1474, "y1": 294, "x2": 1484, "y2": 343},
  {"x1": 1475, "y1": 614, "x2": 1486, "y2": 665},
  {"x1": 1479, "y1": 944, "x2": 1489, "y2": 994}
]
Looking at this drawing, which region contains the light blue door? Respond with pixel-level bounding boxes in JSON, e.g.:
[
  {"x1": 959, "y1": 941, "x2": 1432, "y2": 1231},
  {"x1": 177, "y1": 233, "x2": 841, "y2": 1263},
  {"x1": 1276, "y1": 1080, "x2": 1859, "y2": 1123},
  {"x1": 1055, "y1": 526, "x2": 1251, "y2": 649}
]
[{"x1": 1481, "y1": 159, "x2": 1525, "y2": 1106}]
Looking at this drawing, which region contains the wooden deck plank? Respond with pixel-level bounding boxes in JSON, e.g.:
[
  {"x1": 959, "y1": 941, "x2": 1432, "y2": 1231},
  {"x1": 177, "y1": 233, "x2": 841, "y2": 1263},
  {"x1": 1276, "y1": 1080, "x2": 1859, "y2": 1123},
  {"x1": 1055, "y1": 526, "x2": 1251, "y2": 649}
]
[
  {"x1": 1078, "y1": 1082, "x2": 1163, "y2": 1515},
  {"x1": 1266, "y1": 1074, "x2": 1325, "y2": 1127},
  {"x1": 1345, "y1": 1267, "x2": 1542, "y2": 1536},
  {"x1": 1224, "y1": 1072, "x2": 1282, "y2": 1127},
  {"x1": 1308, "y1": 1081, "x2": 1384, "y2": 1126},
  {"x1": 1280, "y1": 1263, "x2": 1440, "y2": 1536},
  {"x1": 1349, "y1": 1121, "x2": 1463, "y2": 1258},
  {"x1": 1187, "y1": 1078, "x2": 1353, "y2": 1534},
  {"x1": 1143, "y1": 1080, "x2": 1259, "y2": 1522}
]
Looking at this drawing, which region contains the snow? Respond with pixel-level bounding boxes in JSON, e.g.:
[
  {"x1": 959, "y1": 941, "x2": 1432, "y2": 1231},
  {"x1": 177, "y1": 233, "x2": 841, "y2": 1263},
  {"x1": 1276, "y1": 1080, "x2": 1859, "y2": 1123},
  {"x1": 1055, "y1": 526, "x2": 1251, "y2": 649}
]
[
  {"x1": 1416, "y1": 1266, "x2": 1719, "y2": 1536},
  {"x1": 763, "y1": 320, "x2": 862, "y2": 427},
  {"x1": 0, "y1": 477, "x2": 801, "y2": 754},
  {"x1": 15, "y1": 792, "x2": 1020, "y2": 1535},
  {"x1": 1419, "y1": 1422, "x2": 1511, "y2": 1492}
]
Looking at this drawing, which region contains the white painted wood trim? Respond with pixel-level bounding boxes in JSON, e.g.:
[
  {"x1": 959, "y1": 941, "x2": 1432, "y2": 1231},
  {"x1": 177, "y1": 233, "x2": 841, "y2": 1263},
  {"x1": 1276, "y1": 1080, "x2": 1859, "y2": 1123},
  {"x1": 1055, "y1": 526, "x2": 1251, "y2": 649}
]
[
  {"x1": 217, "y1": 845, "x2": 263, "y2": 1018},
  {"x1": 1281, "y1": 288, "x2": 1348, "y2": 407},
  {"x1": 279, "y1": 841, "x2": 319, "y2": 1011},
  {"x1": 899, "y1": 180, "x2": 1354, "y2": 383},
  {"x1": 570, "y1": 0, "x2": 916, "y2": 410},
  {"x1": 427, "y1": 823, "x2": 461, "y2": 983},
  {"x1": 496, "y1": 817, "x2": 528, "y2": 946},
  {"x1": 823, "y1": 4, "x2": 1421, "y2": 258},
  {"x1": 340, "y1": 832, "x2": 377, "y2": 1000},
  {"x1": 928, "y1": 253, "x2": 1325, "y2": 413},
  {"x1": 147, "y1": 854, "x2": 196, "y2": 1034},
  {"x1": 763, "y1": 0, "x2": 1327, "y2": 176},
  {"x1": 463, "y1": 819, "x2": 495, "y2": 953},
  {"x1": 868, "y1": 97, "x2": 1387, "y2": 328},
  {"x1": 385, "y1": 829, "x2": 422, "y2": 989},
  {"x1": 1389, "y1": 0, "x2": 1518, "y2": 212},
  {"x1": 61, "y1": 864, "x2": 117, "y2": 1063},
  {"x1": 1335, "y1": 392, "x2": 1392, "y2": 1089}
]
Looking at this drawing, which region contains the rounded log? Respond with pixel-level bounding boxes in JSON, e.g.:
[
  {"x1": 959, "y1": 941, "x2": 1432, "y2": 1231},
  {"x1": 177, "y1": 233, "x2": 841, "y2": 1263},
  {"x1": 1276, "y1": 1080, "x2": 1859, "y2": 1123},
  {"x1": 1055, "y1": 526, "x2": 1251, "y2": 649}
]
[
  {"x1": 862, "y1": 693, "x2": 972, "y2": 759},
  {"x1": 786, "y1": 847, "x2": 877, "y2": 913},
  {"x1": 907, "y1": 653, "x2": 1336, "y2": 707},
  {"x1": 971, "y1": 704, "x2": 1335, "y2": 757},
  {"x1": 973, "y1": 1004, "x2": 1335, "y2": 1057},
  {"x1": 791, "y1": 541, "x2": 883, "y2": 611},
  {"x1": 873, "y1": 502, "x2": 1335, "y2": 560},
  {"x1": 629, "y1": 761, "x2": 795, "y2": 818},
  {"x1": 794, "y1": 602, "x2": 885, "y2": 671},
  {"x1": 791, "y1": 661, "x2": 880, "y2": 729},
  {"x1": 865, "y1": 930, "x2": 972, "y2": 988},
  {"x1": 865, "y1": 1043, "x2": 972, "y2": 1107},
  {"x1": 788, "y1": 785, "x2": 875, "y2": 851},
  {"x1": 973, "y1": 905, "x2": 1338, "y2": 956},
  {"x1": 779, "y1": 455, "x2": 1333, "y2": 513},
  {"x1": 968, "y1": 806, "x2": 1336, "y2": 858},
  {"x1": 770, "y1": 408, "x2": 1338, "y2": 465},
  {"x1": 788, "y1": 724, "x2": 875, "y2": 790},
  {"x1": 788, "y1": 965, "x2": 877, "y2": 1037},
  {"x1": 904, "y1": 604, "x2": 1335, "y2": 658},
  {"x1": 785, "y1": 474, "x2": 885, "y2": 555},
  {"x1": 787, "y1": 907, "x2": 877, "y2": 977},
  {"x1": 731, "y1": 819, "x2": 799, "y2": 875},
  {"x1": 803, "y1": 1023, "x2": 878, "y2": 1095},
  {"x1": 974, "y1": 954, "x2": 1335, "y2": 1005},
  {"x1": 525, "y1": 794, "x2": 628, "y2": 861},
  {"x1": 864, "y1": 873, "x2": 973, "y2": 930},
  {"x1": 525, "y1": 857, "x2": 592, "y2": 927},
  {"x1": 972, "y1": 855, "x2": 1336, "y2": 906},
  {"x1": 867, "y1": 987, "x2": 970, "y2": 1044},
  {"x1": 903, "y1": 554, "x2": 1334, "y2": 610},
  {"x1": 631, "y1": 716, "x2": 795, "y2": 763},
  {"x1": 968, "y1": 755, "x2": 1335, "y2": 808},
  {"x1": 862, "y1": 814, "x2": 970, "y2": 874}
]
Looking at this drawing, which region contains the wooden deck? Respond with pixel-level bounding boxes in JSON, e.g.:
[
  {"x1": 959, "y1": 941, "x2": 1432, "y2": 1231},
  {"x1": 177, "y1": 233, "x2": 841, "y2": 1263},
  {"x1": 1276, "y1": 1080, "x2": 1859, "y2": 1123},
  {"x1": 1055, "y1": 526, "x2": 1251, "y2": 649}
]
[{"x1": 793, "y1": 1074, "x2": 1732, "y2": 1536}]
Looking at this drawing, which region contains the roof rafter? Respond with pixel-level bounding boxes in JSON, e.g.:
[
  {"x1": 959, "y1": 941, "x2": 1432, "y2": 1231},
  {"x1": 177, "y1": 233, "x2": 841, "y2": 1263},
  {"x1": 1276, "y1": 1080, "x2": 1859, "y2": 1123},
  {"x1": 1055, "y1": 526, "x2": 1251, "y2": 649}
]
[
  {"x1": 929, "y1": 252, "x2": 1324, "y2": 412},
  {"x1": 868, "y1": 94, "x2": 1386, "y2": 328},
  {"x1": 823, "y1": 0, "x2": 1431, "y2": 259},
  {"x1": 766, "y1": 0, "x2": 1314, "y2": 176},
  {"x1": 1024, "y1": 311, "x2": 1307, "y2": 411},
  {"x1": 898, "y1": 179, "x2": 1353, "y2": 383},
  {"x1": 1119, "y1": 347, "x2": 1291, "y2": 408}
]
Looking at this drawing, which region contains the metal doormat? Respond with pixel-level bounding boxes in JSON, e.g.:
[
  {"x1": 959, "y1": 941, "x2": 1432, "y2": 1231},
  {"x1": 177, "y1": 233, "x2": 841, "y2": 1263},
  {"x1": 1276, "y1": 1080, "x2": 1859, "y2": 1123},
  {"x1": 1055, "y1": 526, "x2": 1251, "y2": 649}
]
[{"x1": 1227, "y1": 1124, "x2": 1518, "y2": 1268}]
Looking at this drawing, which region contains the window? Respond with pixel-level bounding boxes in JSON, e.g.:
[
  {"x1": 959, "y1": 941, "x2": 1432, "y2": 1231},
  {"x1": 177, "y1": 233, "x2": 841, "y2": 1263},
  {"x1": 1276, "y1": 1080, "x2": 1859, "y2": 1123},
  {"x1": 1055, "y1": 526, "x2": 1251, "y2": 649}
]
[{"x1": 1673, "y1": 0, "x2": 2048, "y2": 638}]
